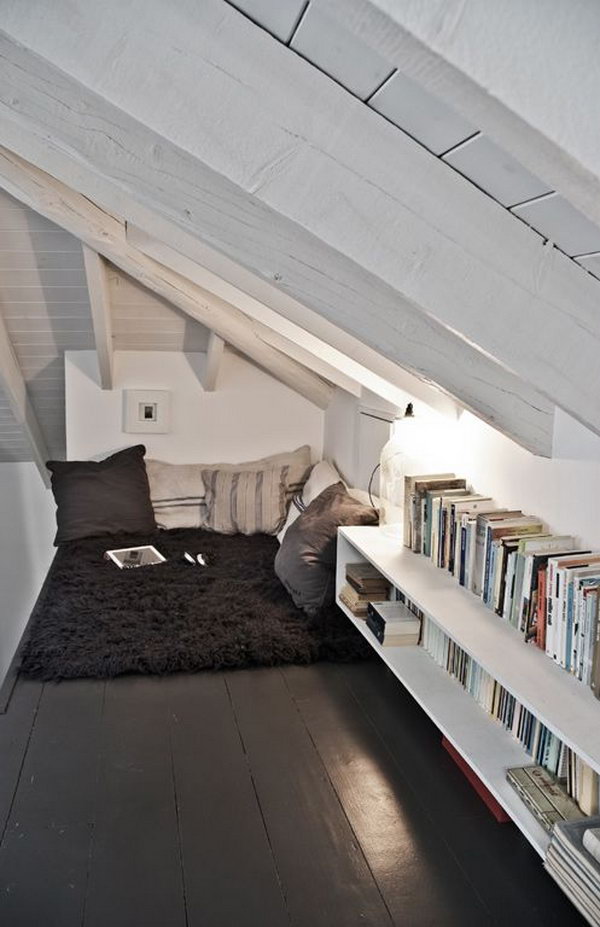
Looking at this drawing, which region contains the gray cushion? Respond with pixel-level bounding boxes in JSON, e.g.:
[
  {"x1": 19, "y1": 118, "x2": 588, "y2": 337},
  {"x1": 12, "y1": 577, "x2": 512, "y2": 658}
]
[
  {"x1": 46, "y1": 444, "x2": 156, "y2": 545},
  {"x1": 202, "y1": 466, "x2": 290, "y2": 535},
  {"x1": 274, "y1": 482, "x2": 378, "y2": 616}
]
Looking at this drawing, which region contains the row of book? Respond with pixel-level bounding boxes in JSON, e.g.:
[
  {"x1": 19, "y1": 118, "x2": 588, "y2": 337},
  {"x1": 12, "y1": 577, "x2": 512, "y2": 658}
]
[
  {"x1": 546, "y1": 817, "x2": 600, "y2": 926},
  {"x1": 422, "y1": 616, "x2": 599, "y2": 815},
  {"x1": 404, "y1": 472, "x2": 600, "y2": 695}
]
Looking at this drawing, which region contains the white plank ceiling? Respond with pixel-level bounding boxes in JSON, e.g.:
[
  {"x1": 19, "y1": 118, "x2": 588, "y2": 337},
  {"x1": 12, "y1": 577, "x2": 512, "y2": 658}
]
[
  {"x1": 4, "y1": 0, "x2": 600, "y2": 465},
  {"x1": 225, "y1": 0, "x2": 600, "y2": 282},
  {"x1": 0, "y1": 190, "x2": 209, "y2": 462}
]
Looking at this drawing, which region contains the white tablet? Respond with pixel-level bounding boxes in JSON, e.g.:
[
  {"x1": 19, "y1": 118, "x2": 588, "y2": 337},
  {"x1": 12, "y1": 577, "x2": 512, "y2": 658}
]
[{"x1": 104, "y1": 545, "x2": 166, "y2": 569}]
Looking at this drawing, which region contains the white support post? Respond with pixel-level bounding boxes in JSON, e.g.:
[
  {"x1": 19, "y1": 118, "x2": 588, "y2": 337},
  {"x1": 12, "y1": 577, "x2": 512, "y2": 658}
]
[
  {"x1": 82, "y1": 245, "x2": 114, "y2": 389},
  {"x1": 203, "y1": 333, "x2": 225, "y2": 392}
]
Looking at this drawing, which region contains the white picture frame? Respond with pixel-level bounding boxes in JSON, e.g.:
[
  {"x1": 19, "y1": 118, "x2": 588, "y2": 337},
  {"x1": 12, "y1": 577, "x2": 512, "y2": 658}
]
[{"x1": 123, "y1": 389, "x2": 171, "y2": 433}]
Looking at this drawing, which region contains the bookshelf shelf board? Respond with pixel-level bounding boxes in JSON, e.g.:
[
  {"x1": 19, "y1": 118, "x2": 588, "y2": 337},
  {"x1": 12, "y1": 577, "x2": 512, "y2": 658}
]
[
  {"x1": 337, "y1": 526, "x2": 600, "y2": 779},
  {"x1": 336, "y1": 594, "x2": 550, "y2": 856}
]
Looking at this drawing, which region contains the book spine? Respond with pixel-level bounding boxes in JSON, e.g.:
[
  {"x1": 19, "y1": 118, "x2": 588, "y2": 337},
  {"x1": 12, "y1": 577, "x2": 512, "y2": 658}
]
[
  {"x1": 403, "y1": 478, "x2": 414, "y2": 548},
  {"x1": 459, "y1": 523, "x2": 467, "y2": 586},
  {"x1": 591, "y1": 597, "x2": 600, "y2": 699},
  {"x1": 472, "y1": 517, "x2": 486, "y2": 596},
  {"x1": 482, "y1": 525, "x2": 493, "y2": 604},
  {"x1": 411, "y1": 492, "x2": 422, "y2": 553},
  {"x1": 366, "y1": 613, "x2": 384, "y2": 644}
]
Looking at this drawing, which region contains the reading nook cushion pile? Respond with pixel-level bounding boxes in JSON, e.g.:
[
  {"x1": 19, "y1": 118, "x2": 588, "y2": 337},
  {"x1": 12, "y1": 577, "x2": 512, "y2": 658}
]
[{"x1": 38, "y1": 445, "x2": 380, "y2": 679}]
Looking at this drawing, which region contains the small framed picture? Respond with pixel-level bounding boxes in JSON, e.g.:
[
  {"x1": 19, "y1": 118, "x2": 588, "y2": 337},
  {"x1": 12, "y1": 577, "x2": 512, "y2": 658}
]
[
  {"x1": 123, "y1": 389, "x2": 170, "y2": 433},
  {"x1": 104, "y1": 545, "x2": 166, "y2": 569}
]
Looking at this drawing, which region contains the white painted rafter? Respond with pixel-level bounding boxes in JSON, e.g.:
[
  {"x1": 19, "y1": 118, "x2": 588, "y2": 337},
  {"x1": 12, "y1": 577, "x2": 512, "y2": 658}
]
[
  {"x1": 82, "y1": 245, "x2": 113, "y2": 389},
  {"x1": 0, "y1": 308, "x2": 50, "y2": 485},
  {"x1": 203, "y1": 332, "x2": 225, "y2": 392},
  {"x1": 0, "y1": 148, "x2": 333, "y2": 410},
  {"x1": 321, "y1": 0, "x2": 600, "y2": 228},
  {"x1": 128, "y1": 226, "x2": 362, "y2": 400},
  {"x1": 0, "y1": 6, "x2": 559, "y2": 454}
]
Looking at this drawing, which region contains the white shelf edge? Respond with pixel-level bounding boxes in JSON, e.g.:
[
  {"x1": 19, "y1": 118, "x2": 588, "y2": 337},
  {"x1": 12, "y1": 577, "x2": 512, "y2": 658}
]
[
  {"x1": 336, "y1": 594, "x2": 550, "y2": 856},
  {"x1": 338, "y1": 526, "x2": 600, "y2": 775}
]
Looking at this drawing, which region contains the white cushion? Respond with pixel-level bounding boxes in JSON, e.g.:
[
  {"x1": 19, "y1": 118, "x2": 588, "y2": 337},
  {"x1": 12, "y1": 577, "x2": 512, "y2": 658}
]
[{"x1": 277, "y1": 460, "x2": 343, "y2": 543}]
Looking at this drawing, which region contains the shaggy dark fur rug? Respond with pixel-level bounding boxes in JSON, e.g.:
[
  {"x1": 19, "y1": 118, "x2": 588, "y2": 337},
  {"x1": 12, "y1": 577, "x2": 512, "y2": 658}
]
[{"x1": 20, "y1": 529, "x2": 371, "y2": 681}]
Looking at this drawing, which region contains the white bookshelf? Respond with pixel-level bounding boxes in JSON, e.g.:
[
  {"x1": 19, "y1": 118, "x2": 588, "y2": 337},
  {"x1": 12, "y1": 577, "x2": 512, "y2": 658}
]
[{"x1": 336, "y1": 525, "x2": 600, "y2": 857}]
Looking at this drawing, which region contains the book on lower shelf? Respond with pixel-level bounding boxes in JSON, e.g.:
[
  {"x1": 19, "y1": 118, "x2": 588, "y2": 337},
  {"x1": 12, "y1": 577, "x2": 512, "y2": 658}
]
[
  {"x1": 339, "y1": 562, "x2": 390, "y2": 617},
  {"x1": 546, "y1": 817, "x2": 600, "y2": 926},
  {"x1": 422, "y1": 615, "x2": 600, "y2": 817},
  {"x1": 506, "y1": 765, "x2": 586, "y2": 834},
  {"x1": 366, "y1": 601, "x2": 420, "y2": 646}
]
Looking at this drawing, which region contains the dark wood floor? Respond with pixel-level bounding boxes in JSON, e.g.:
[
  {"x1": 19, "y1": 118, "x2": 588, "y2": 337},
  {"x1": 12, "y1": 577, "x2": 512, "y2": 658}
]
[{"x1": 0, "y1": 660, "x2": 586, "y2": 927}]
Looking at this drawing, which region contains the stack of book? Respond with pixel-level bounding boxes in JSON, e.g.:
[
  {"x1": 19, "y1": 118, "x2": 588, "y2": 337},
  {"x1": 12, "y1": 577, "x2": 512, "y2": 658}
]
[
  {"x1": 339, "y1": 562, "x2": 390, "y2": 617},
  {"x1": 422, "y1": 616, "x2": 600, "y2": 813},
  {"x1": 366, "y1": 601, "x2": 421, "y2": 647},
  {"x1": 403, "y1": 472, "x2": 600, "y2": 699},
  {"x1": 546, "y1": 817, "x2": 600, "y2": 926},
  {"x1": 506, "y1": 765, "x2": 585, "y2": 834}
]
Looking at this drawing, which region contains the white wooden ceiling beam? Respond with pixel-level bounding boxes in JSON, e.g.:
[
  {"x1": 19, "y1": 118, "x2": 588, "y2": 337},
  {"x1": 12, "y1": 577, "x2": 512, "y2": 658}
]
[
  {"x1": 82, "y1": 245, "x2": 113, "y2": 389},
  {"x1": 128, "y1": 225, "x2": 362, "y2": 400},
  {"x1": 0, "y1": 149, "x2": 333, "y2": 410},
  {"x1": 0, "y1": 123, "x2": 552, "y2": 457},
  {"x1": 0, "y1": 7, "x2": 561, "y2": 453},
  {"x1": 322, "y1": 0, "x2": 600, "y2": 228},
  {"x1": 203, "y1": 332, "x2": 224, "y2": 392},
  {"x1": 0, "y1": 308, "x2": 50, "y2": 485}
]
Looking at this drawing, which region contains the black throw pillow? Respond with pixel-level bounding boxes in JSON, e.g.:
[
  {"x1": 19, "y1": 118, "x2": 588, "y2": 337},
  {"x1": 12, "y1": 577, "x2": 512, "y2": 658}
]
[
  {"x1": 274, "y1": 481, "x2": 378, "y2": 616},
  {"x1": 46, "y1": 445, "x2": 156, "y2": 545}
]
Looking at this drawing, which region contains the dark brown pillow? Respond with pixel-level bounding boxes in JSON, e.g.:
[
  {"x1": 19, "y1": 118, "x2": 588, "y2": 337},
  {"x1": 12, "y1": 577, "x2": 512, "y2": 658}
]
[
  {"x1": 274, "y1": 482, "x2": 378, "y2": 616},
  {"x1": 46, "y1": 445, "x2": 156, "y2": 545}
]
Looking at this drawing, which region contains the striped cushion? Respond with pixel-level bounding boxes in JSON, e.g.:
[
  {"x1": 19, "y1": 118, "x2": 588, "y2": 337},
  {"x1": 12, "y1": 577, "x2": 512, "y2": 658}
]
[
  {"x1": 145, "y1": 459, "x2": 206, "y2": 530},
  {"x1": 202, "y1": 467, "x2": 289, "y2": 535}
]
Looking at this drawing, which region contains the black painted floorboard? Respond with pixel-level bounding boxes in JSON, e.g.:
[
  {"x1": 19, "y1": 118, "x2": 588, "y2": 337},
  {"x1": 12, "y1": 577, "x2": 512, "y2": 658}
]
[{"x1": 0, "y1": 662, "x2": 587, "y2": 927}]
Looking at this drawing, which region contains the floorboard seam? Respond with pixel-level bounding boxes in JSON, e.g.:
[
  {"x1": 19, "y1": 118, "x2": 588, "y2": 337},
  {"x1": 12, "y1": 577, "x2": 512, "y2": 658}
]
[
  {"x1": 223, "y1": 673, "x2": 293, "y2": 926},
  {"x1": 80, "y1": 680, "x2": 107, "y2": 927},
  {"x1": 0, "y1": 679, "x2": 44, "y2": 849},
  {"x1": 169, "y1": 716, "x2": 190, "y2": 927},
  {"x1": 335, "y1": 665, "x2": 496, "y2": 919},
  {"x1": 279, "y1": 667, "x2": 395, "y2": 927}
]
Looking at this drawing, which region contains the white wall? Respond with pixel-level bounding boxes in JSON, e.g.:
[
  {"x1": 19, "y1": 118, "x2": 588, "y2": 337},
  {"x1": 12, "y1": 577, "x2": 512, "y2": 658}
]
[
  {"x1": 445, "y1": 410, "x2": 600, "y2": 551},
  {"x1": 323, "y1": 390, "x2": 360, "y2": 484},
  {"x1": 65, "y1": 350, "x2": 324, "y2": 463},
  {"x1": 0, "y1": 462, "x2": 56, "y2": 688}
]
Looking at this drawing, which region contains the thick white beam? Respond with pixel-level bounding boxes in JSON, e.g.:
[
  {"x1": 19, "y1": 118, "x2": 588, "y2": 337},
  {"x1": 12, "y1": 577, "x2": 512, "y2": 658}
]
[
  {"x1": 324, "y1": 0, "x2": 600, "y2": 228},
  {"x1": 203, "y1": 332, "x2": 224, "y2": 392},
  {"x1": 0, "y1": 4, "x2": 564, "y2": 451},
  {"x1": 0, "y1": 90, "x2": 554, "y2": 458},
  {"x1": 0, "y1": 149, "x2": 333, "y2": 410},
  {"x1": 129, "y1": 225, "x2": 362, "y2": 400},
  {"x1": 0, "y1": 309, "x2": 50, "y2": 485},
  {"x1": 82, "y1": 246, "x2": 113, "y2": 389}
]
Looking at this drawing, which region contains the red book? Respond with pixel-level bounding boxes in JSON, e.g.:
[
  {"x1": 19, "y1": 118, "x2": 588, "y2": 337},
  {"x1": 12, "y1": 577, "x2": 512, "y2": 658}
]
[{"x1": 536, "y1": 566, "x2": 547, "y2": 650}]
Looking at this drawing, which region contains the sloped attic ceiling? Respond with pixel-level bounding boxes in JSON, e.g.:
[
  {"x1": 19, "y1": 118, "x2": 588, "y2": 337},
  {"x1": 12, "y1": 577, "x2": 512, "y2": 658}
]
[
  {"x1": 0, "y1": 189, "x2": 210, "y2": 461},
  {"x1": 3, "y1": 0, "x2": 600, "y2": 468}
]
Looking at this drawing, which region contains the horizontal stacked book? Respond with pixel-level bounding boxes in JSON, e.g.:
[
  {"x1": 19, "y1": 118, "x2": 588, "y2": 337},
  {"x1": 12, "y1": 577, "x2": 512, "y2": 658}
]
[
  {"x1": 546, "y1": 817, "x2": 600, "y2": 925},
  {"x1": 366, "y1": 600, "x2": 421, "y2": 647},
  {"x1": 422, "y1": 616, "x2": 600, "y2": 816},
  {"x1": 506, "y1": 765, "x2": 585, "y2": 834},
  {"x1": 404, "y1": 473, "x2": 600, "y2": 700},
  {"x1": 339, "y1": 562, "x2": 390, "y2": 617}
]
